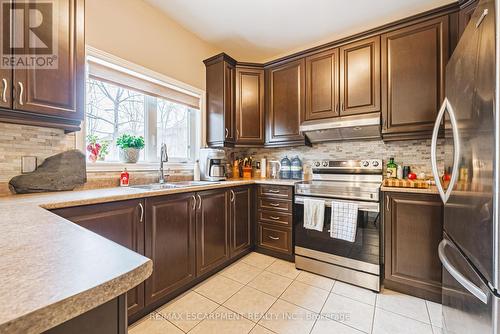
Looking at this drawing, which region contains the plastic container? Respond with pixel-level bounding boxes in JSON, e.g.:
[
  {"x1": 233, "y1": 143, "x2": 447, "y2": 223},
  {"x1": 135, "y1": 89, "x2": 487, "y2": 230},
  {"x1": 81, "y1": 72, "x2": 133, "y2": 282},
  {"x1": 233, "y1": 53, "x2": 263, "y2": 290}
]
[
  {"x1": 280, "y1": 156, "x2": 291, "y2": 179},
  {"x1": 193, "y1": 160, "x2": 201, "y2": 181},
  {"x1": 291, "y1": 156, "x2": 303, "y2": 180}
]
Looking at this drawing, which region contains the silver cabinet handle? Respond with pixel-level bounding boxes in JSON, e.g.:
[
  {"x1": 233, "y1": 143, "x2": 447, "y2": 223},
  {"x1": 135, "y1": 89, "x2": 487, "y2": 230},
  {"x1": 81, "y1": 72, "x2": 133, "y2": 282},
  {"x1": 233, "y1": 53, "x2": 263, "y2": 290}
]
[
  {"x1": 191, "y1": 195, "x2": 196, "y2": 211},
  {"x1": 236, "y1": 129, "x2": 240, "y2": 138},
  {"x1": 269, "y1": 216, "x2": 281, "y2": 220},
  {"x1": 269, "y1": 203, "x2": 280, "y2": 207},
  {"x1": 230, "y1": 190, "x2": 235, "y2": 202},
  {"x1": 475, "y1": 8, "x2": 488, "y2": 28},
  {"x1": 18, "y1": 82, "x2": 24, "y2": 105},
  {"x1": 438, "y1": 239, "x2": 488, "y2": 304},
  {"x1": 431, "y1": 98, "x2": 460, "y2": 204},
  {"x1": 386, "y1": 195, "x2": 390, "y2": 212},
  {"x1": 268, "y1": 189, "x2": 280, "y2": 193},
  {"x1": 138, "y1": 203, "x2": 144, "y2": 223},
  {"x1": 268, "y1": 236, "x2": 280, "y2": 240},
  {"x1": 225, "y1": 128, "x2": 229, "y2": 138},
  {"x1": 1, "y1": 78, "x2": 7, "y2": 103},
  {"x1": 197, "y1": 194, "x2": 202, "y2": 210}
]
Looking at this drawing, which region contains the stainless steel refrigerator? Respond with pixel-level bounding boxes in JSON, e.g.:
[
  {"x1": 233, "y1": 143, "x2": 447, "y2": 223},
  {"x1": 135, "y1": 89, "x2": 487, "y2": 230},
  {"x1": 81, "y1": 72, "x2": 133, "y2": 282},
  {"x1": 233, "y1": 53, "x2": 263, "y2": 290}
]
[{"x1": 430, "y1": 0, "x2": 499, "y2": 332}]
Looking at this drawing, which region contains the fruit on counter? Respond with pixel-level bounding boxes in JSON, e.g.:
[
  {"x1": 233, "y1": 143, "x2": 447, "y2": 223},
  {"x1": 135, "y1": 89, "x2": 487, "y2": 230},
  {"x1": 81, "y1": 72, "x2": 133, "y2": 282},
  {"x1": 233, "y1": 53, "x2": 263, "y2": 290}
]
[{"x1": 407, "y1": 172, "x2": 417, "y2": 180}]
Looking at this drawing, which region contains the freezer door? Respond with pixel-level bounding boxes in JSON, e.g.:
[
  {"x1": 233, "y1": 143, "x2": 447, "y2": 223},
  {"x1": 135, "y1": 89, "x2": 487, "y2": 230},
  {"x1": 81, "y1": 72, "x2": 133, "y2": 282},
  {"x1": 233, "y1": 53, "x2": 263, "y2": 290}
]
[
  {"x1": 440, "y1": 234, "x2": 495, "y2": 334},
  {"x1": 442, "y1": 0, "x2": 496, "y2": 285}
]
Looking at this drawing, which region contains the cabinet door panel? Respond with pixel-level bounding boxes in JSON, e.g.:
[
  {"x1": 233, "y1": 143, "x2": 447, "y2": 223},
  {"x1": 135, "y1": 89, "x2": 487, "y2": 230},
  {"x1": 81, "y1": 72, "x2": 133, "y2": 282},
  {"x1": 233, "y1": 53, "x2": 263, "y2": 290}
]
[
  {"x1": 224, "y1": 62, "x2": 236, "y2": 142},
  {"x1": 384, "y1": 192, "x2": 443, "y2": 302},
  {"x1": 266, "y1": 59, "x2": 305, "y2": 146},
  {"x1": 13, "y1": 0, "x2": 84, "y2": 120},
  {"x1": 305, "y1": 49, "x2": 339, "y2": 121},
  {"x1": 196, "y1": 189, "x2": 230, "y2": 276},
  {"x1": 230, "y1": 186, "x2": 252, "y2": 258},
  {"x1": 382, "y1": 16, "x2": 448, "y2": 138},
  {"x1": 340, "y1": 36, "x2": 380, "y2": 116},
  {"x1": 145, "y1": 193, "x2": 196, "y2": 305},
  {"x1": 51, "y1": 199, "x2": 145, "y2": 316},
  {"x1": 236, "y1": 67, "x2": 264, "y2": 145}
]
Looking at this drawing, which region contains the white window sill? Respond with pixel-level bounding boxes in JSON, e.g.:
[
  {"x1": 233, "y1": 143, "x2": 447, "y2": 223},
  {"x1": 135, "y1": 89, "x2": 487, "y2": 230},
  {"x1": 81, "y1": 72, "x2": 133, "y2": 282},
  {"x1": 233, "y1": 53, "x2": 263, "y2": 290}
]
[{"x1": 86, "y1": 161, "x2": 194, "y2": 173}]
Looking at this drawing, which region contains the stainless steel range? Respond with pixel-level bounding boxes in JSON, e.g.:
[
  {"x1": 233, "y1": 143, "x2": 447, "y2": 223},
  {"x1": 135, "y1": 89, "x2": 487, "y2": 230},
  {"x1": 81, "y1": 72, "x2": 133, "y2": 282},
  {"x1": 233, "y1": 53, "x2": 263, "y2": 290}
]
[{"x1": 294, "y1": 159, "x2": 383, "y2": 291}]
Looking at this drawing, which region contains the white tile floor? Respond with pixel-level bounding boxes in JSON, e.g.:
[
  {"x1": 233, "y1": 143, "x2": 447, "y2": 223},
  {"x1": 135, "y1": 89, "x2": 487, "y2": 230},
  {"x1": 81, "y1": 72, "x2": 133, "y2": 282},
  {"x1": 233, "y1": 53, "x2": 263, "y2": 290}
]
[{"x1": 128, "y1": 252, "x2": 443, "y2": 334}]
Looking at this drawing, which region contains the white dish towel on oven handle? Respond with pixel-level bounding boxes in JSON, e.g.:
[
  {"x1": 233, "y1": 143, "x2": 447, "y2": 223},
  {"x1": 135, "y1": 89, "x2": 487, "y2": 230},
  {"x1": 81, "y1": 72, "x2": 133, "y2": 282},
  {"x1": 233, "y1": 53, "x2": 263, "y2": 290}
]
[
  {"x1": 330, "y1": 201, "x2": 358, "y2": 242},
  {"x1": 303, "y1": 198, "x2": 325, "y2": 231}
]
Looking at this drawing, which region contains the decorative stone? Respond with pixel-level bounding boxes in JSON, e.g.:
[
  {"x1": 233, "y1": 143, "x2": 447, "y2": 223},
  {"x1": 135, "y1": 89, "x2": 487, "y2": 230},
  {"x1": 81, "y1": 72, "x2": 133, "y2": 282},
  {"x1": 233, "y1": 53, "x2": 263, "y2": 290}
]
[{"x1": 9, "y1": 149, "x2": 87, "y2": 194}]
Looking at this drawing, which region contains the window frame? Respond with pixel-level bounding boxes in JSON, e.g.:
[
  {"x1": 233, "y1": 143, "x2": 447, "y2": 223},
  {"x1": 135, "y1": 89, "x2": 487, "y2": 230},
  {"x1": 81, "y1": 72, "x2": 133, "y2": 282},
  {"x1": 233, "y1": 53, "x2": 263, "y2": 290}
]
[{"x1": 79, "y1": 47, "x2": 206, "y2": 172}]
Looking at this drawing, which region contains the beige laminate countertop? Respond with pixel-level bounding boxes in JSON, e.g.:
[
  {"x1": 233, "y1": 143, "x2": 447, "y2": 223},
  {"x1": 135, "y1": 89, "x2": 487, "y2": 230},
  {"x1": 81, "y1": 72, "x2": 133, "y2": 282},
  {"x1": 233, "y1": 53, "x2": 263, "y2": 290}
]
[{"x1": 0, "y1": 178, "x2": 298, "y2": 334}]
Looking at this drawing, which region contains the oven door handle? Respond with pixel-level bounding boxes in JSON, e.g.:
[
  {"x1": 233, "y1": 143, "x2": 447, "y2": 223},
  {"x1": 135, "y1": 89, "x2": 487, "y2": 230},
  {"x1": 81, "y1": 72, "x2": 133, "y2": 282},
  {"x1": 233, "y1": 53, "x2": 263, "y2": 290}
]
[{"x1": 294, "y1": 196, "x2": 379, "y2": 213}]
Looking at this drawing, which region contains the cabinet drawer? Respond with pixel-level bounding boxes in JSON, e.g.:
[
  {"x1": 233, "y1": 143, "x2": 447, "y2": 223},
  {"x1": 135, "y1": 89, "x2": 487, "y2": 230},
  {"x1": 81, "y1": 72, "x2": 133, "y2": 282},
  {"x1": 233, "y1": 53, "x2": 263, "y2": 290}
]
[
  {"x1": 258, "y1": 185, "x2": 293, "y2": 200},
  {"x1": 258, "y1": 198, "x2": 293, "y2": 213},
  {"x1": 258, "y1": 210, "x2": 292, "y2": 227},
  {"x1": 258, "y1": 224, "x2": 292, "y2": 254}
]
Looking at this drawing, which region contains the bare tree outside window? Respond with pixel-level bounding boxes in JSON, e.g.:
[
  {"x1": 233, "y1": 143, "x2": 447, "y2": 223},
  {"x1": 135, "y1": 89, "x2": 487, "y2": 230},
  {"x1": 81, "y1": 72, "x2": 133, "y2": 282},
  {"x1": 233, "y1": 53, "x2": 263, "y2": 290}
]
[{"x1": 85, "y1": 77, "x2": 196, "y2": 163}]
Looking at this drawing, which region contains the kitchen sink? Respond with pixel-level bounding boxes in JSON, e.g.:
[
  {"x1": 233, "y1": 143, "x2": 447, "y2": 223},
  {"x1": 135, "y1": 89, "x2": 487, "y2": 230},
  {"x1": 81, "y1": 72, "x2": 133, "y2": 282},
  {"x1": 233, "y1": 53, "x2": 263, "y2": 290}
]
[{"x1": 131, "y1": 181, "x2": 220, "y2": 191}]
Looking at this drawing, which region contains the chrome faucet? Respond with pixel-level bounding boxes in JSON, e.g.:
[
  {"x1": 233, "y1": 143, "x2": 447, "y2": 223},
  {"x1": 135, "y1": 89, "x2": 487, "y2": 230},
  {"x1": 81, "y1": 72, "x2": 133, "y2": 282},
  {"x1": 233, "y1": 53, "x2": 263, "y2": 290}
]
[{"x1": 159, "y1": 143, "x2": 169, "y2": 184}]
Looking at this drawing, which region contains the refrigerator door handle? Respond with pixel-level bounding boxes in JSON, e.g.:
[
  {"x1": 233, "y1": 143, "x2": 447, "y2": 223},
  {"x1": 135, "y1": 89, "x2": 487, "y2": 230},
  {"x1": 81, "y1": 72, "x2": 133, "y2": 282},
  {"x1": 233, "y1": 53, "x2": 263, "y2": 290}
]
[
  {"x1": 438, "y1": 239, "x2": 489, "y2": 304},
  {"x1": 431, "y1": 98, "x2": 461, "y2": 204}
]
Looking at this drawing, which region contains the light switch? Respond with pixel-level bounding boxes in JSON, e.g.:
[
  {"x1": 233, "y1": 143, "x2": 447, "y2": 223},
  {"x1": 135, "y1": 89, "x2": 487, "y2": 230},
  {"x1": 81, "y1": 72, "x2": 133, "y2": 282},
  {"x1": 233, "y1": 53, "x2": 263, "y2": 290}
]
[{"x1": 21, "y1": 156, "x2": 37, "y2": 173}]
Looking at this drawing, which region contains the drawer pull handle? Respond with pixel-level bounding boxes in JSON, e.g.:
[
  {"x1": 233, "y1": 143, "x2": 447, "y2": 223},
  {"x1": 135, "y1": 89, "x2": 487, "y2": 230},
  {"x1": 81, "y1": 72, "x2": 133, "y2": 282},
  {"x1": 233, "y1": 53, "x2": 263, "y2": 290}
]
[
  {"x1": 269, "y1": 216, "x2": 281, "y2": 220},
  {"x1": 269, "y1": 203, "x2": 280, "y2": 207},
  {"x1": 268, "y1": 189, "x2": 280, "y2": 193},
  {"x1": 268, "y1": 235, "x2": 280, "y2": 240}
]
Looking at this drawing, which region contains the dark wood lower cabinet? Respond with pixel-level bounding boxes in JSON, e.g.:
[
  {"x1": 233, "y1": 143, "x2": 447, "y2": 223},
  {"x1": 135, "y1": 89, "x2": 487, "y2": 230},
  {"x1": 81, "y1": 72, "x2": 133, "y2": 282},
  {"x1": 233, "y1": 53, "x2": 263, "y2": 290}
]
[
  {"x1": 144, "y1": 193, "x2": 196, "y2": 305},
  {"x1": 44, "y1": 295, "x2": 126, "y2": 334},
  {"x1": 51, "y1": 200, "x2": 145, "y2": 316},
  {"x1": 229, "y1": 186, "x2": 253, "y2": 258},
  {"x1": 196, "y1": 189, "x2": 230, "y2": 276},
  {"x1": 51, "y1": 185, "x2": 254, "y2": 323},
  {"x1": 383, "y1": 192, "x2": 443, "y2": 303}
]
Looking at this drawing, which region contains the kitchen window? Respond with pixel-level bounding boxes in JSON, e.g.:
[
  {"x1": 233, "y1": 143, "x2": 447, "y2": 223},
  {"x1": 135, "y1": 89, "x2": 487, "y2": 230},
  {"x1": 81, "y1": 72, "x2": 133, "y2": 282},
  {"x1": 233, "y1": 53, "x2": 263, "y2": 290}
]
[{"x1": 84, "y1": 52, "x2": 201, "y2": 167}]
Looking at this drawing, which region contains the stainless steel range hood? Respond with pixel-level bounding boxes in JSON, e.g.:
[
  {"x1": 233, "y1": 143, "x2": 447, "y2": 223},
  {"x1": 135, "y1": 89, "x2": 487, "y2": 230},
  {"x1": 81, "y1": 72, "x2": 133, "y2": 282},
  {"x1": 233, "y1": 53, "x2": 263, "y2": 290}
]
[{"x1": 299, "y1": 113, "x2": 381, "y2": 143}]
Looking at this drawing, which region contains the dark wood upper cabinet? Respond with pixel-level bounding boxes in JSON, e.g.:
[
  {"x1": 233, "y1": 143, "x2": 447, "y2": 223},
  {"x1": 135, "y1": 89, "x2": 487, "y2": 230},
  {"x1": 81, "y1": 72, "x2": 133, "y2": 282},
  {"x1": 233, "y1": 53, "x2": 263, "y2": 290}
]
[
  {"x1": 339, "y1": 36, "x2": 381, "y2": 116},
  {"x1": 304, "y1": 48, "x2": 339, "y2": 121},
  {"x1": 235, "y1": 67, "x2": 265, "y2": 146},
  {"x1": 196, "y1": 188, "x2": 230, "y2": 276},
  {"x1": 0, "y1": 0, "x2": 84, "y2": 132},
  {"x1": 381, "y1": 16, "x2": 449, "y2": 140},
  {"x1": 383, "y1": 192, "x2": 443, "y2": 303},
  {"x1": 51, "y1": 199, "x2": 145, "y2": 317},
  {"x1": 229, "y1": 186, "x2": 253, "y2": 258},
  {"x1": 144, "y1": 193, "x2": 196, "y2": 306},
  {"x1": 204, "y1": 53, "x2": 236, "y2": 147},
  {"x1": 266, "y1": 58, "x2": 306, "y2": 147},
  {"x1": 458, "y1": 0, "x2": 479, "y2": 38}
]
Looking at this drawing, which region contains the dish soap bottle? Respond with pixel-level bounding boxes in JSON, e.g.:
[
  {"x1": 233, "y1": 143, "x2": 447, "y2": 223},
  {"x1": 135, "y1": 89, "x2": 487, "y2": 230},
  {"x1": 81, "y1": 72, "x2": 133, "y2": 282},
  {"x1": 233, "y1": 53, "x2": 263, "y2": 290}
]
[
  {"x1": 386, "y1": 158, "x2": 397, "y2": 179},
  {"x1": 291, "y1": 156, "x2": 303, "y2": 180},
  {"x1": 280, "y1": 156, "x2": 291, "y2": 179}
]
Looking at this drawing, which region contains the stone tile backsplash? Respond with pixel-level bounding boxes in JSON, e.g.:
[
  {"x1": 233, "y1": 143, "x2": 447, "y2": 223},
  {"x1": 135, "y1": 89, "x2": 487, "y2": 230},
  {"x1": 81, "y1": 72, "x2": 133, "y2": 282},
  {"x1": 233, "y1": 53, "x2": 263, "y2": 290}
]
[{"x1": 240, "y1": 138, "x2": 445, "y2": 177}]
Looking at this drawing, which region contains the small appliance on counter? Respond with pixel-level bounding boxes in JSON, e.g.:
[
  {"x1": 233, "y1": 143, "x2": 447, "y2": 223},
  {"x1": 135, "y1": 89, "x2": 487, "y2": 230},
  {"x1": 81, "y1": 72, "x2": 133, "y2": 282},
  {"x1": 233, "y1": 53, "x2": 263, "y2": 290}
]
[{"x1": 199, "y1": 148, "x2": 227, "y2": 181}]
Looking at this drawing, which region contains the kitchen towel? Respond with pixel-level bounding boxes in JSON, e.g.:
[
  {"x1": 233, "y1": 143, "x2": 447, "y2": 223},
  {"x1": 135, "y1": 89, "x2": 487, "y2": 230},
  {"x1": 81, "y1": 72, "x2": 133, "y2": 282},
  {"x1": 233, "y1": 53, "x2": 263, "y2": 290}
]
[
  {"x1": 303, "y1": 198, "x2": 326, "y2": 231},
  {"x1": 330, "y1": 201, "x2": 358, "y2": 242}
]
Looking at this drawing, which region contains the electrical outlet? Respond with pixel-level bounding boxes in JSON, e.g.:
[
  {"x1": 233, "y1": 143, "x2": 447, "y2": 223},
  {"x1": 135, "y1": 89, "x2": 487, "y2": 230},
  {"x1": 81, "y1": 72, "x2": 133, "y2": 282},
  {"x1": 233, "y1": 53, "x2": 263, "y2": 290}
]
[{"x1": 21, "y1": 156, "x2": 37, "y2": 173}]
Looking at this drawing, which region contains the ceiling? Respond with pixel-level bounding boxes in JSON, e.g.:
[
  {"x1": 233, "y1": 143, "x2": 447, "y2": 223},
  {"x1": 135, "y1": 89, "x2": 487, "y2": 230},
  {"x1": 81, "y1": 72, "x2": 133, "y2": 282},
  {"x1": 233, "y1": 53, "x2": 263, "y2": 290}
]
[{"x1": 145, "y1": 0, "x2": 455, "y2": 63}]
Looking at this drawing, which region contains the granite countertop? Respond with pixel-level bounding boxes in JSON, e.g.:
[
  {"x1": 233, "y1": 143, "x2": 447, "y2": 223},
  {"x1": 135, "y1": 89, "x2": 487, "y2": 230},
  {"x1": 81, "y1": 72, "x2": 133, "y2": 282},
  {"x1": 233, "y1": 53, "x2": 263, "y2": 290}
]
[{"x1": 0, "y1": 178, "x2": 299, "y2": 333}]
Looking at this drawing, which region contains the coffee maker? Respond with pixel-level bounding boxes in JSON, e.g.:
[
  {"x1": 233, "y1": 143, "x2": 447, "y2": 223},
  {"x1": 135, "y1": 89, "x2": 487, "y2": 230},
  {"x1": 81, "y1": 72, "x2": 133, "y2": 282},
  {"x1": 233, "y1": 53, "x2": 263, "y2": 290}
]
[{"x1": 199, "y1": 149, "x2": 227, "y2": 181}]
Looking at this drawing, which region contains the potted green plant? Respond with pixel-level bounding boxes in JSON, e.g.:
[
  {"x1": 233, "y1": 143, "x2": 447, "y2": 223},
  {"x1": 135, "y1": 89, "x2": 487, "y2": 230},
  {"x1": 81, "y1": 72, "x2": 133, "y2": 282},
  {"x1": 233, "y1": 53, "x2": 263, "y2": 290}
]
[{"x1": 116, "y1": 134, "x2": 145, "y2": 163}]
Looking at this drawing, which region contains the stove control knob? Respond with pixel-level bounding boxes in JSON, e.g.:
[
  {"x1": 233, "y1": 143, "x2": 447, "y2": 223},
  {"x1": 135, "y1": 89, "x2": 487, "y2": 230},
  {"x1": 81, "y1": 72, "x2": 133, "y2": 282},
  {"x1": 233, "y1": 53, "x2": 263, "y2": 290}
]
[
  {"x1": 372, "y1": 160, "x2": 380, "y2": 167},
  {"x1": 362, "y1": 160, "x2": 370, "y2": 167},
  {"x1": 314, "y1": 161, "x2": 321, "y2": 167},
  {"x1": 322, "y1": 161, "x2": 329, "y2": 167}
]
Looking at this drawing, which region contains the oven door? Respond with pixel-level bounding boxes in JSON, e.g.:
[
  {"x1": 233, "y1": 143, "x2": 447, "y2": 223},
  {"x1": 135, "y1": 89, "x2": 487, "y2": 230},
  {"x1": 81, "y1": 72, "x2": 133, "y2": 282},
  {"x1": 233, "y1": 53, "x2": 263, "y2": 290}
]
[{"x1": 294, "y1": 196, "x2": 380, "y2": 266}]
